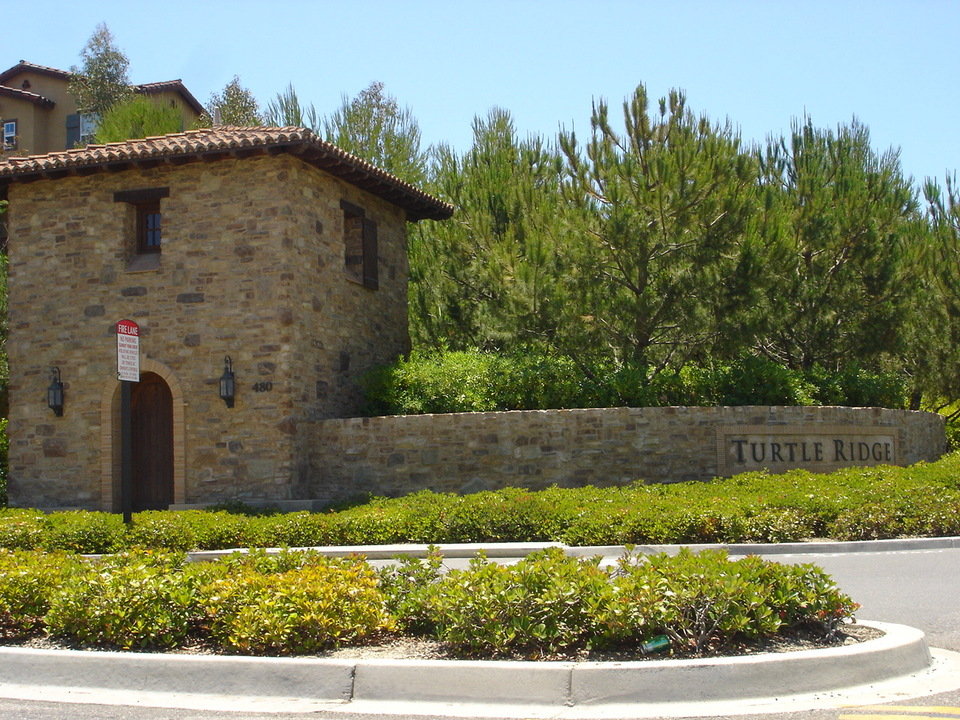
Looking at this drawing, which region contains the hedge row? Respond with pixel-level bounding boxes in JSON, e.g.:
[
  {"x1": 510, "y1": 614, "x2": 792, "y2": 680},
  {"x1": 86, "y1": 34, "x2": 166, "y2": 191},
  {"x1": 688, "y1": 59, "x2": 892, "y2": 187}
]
[
  {"x1": 2, "y1": 453, "x2": 959, "y2": 552},
  {"x1": 0, "y1": 547, "x2": 858, "y2": 658},
  {"x1": 361, "y1": 351, "x2": 908, "y2": 416}
]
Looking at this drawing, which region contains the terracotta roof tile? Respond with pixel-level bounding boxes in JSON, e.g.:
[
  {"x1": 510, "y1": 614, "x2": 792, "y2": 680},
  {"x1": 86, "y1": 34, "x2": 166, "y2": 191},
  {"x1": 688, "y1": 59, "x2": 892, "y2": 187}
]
[
  {"x1": 133, "y1": 79, "x2": 205, "y2": 116},
  {"x1": 0, "y1": 84, "x2": 55, "y2": 108},
  {"x1": 0, "y1": 61, "x2": 71, "y2": 84},
  {"x1": 0, "y1": 126, "x2": 453, "y2": 221}
]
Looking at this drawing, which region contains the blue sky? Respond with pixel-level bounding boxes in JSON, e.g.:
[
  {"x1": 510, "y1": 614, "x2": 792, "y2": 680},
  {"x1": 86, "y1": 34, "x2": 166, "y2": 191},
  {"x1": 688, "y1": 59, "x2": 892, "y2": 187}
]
[{"x1": 5, "y1": 0, "x2": 958, "y2": 187}]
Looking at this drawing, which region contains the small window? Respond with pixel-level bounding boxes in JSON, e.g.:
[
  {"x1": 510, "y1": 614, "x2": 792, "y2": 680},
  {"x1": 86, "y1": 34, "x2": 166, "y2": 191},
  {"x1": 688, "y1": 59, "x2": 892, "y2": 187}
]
[
  {"x1": 138, "y1": 199, "x2": 162, "y2": 253},
  {"x1": 114, "y1": 187, "x2": 170, "y2": 266},
  {"x1": 340, "y1": 200, "x2": 378, "y2": 290},
  {"x1": 2, "y1": 120, "x2": 16, "y2": 150},
  {"x1": 79, "y1": 113, "x2": 98, "y2": 145}
]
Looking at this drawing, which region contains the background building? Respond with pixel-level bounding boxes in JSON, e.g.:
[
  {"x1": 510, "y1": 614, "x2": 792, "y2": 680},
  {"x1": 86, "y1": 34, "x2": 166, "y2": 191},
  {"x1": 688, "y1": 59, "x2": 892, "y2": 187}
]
[{"x1": 0, "y1": 61, "x2": 203, "y2": 155}]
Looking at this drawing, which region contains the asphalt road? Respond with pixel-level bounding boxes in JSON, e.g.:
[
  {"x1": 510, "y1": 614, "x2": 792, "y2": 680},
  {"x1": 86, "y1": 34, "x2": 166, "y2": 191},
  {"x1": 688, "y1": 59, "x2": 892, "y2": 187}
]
[{"x1": 2, "y1": 546, "x2": 959, "y2": 720}]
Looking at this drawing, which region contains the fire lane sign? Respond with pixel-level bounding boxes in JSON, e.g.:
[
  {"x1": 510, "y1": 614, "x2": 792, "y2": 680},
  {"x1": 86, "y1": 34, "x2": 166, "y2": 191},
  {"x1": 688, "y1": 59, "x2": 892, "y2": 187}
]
[{"x1": 116, "y1": 319, "x2": 140, "y2": 382}]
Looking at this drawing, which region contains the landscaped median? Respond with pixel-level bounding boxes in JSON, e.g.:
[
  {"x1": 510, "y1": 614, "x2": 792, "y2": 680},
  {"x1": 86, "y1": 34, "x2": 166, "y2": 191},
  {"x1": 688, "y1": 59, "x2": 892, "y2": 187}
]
[{"x1": 1, "y1": 547, "x2": 857, "y2": 659}]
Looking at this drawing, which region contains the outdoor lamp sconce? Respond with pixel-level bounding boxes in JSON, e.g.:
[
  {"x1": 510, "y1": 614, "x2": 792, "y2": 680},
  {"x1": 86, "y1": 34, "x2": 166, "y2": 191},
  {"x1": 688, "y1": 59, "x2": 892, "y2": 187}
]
[
  {"x1": 47, "y1": 367, "x2": 64, "y2": 417},
  {"x1": 219, "y1": 356, "x2": 235, "y2": 408}
]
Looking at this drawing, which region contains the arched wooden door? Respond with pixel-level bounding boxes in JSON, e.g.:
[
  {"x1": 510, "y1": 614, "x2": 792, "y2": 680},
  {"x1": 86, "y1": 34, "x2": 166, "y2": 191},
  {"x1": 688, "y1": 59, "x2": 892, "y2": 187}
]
[{"x1": 131, "y1": 372, "x2": 174, "y2": 510}]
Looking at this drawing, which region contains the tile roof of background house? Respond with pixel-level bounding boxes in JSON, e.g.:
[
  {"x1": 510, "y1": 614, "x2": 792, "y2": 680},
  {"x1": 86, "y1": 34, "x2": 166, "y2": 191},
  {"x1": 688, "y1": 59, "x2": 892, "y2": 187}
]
[
  {"x1": 0, "y1": 61, "x2": 206, "y2": 116},
  {"x1": 0, "y1": 126, "x2": 453, "y2": 221},
  {"x1": 133, "y1": 80, "x2": 205, "y2": 115},
  {"x1": 0, "y1": 85, "x2": 56, "y2": 108},
  {"x1": 0, "y1": 61, "x2": 71, "y2": 84}
]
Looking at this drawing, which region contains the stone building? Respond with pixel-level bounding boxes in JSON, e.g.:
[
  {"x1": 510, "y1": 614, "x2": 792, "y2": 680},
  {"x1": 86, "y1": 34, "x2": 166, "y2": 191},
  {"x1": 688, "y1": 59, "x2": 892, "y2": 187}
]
[{"x1": 0, "y1": 126, "x2": 452, "y2": 510}]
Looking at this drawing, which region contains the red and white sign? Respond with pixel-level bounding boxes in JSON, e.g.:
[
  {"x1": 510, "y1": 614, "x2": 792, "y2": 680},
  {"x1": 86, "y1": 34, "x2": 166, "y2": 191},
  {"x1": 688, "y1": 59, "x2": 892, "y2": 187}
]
[{"x1": 116, "y1": 319, "x2": 140, "y2": 382}]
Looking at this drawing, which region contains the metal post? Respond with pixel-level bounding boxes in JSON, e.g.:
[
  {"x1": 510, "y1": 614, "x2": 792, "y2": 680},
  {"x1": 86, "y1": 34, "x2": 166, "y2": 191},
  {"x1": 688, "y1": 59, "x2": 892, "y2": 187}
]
[{"x1": 121, "y1": 380, "x2": 132, "y2": 524}]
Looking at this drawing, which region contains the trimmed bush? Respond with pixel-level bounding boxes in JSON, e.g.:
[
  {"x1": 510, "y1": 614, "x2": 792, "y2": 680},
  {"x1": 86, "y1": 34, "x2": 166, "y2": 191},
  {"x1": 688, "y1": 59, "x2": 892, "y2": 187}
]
[
  {"x1": 201, "y1": 555, "x2": 391, "y2": 654},
  {"x1": 0, "y1": 550, "x2": 81, "y2": 636},
  {"x1": 45, "y1": 549, "x2": 213, "y2": 649},
  {"x1": 379, "y1": 548, "x2": 859, "y2": 658},
  {"x1": 361, "y1": 350, "x2": 909, "y2": 416}
]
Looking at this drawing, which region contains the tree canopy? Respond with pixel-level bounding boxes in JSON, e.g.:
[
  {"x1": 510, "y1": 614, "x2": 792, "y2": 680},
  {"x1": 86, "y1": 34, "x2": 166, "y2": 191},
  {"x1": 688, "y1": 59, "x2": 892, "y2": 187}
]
[
  {"x1": 205, "y1": 76, "x2": 262, "y2": 126},
  {"x1": 68, "y1": 23, "x2": 132, "y2": 116},
  {"x1": 94, "y1": 96, "x2": 183, "y2": 143}
]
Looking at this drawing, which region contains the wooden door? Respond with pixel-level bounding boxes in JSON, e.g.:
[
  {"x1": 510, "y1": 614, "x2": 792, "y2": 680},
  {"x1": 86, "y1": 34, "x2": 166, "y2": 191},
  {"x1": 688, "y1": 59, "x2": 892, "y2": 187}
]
[{"x1": 131, "y1": 372, "x2": 174, "y2": 511}]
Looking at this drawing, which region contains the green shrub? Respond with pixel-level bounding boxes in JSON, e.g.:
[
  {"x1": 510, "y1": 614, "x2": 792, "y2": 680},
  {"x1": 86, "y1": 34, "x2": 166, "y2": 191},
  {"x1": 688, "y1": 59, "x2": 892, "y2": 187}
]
[
  {"x1": 0, "y1": 509, "x2": 47, "y2": 549},
  {"x1": 45, "y1": 550, "x2": 211, "y2": 649},
  {"x1": 362, "y1": 349, "x2": 912, "y2": 415},
  {"x1": 251, "y1": 511, "x2": 336, "y2": 547},
  {"x1": 418, "y1": 548, "x2": 615, "y2": 657},
  {"x1": 0, "y1": 550, "x2": 80, "y2": 636},
  {"x1": 0, "y1": 418, "x2": 7, "y2": 507},
  {"x1": 201, "y1": 557, "x2": 390, "y2": 654},
  {"x1": 376, "y1": 549, "x2": 445, "y2": 632},
  {"x1": 124, "y1": 511, "x2": 199, "y2": 551},
  {"x1": 43, "y1": 511, "x2": 125, "y2": 554},
  {"x1": 712, "y1": 356, "x2": 815, "y2": 406}
]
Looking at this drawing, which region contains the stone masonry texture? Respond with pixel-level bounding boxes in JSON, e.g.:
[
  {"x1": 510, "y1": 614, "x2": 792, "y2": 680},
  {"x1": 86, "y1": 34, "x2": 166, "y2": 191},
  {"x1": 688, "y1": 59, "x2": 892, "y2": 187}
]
[
  {"x1": 310, "y1": 406, "x2": 946, "y2": 506},
  {"x1": 6, "y1": 153, "x2": 410, "y2": 509}
]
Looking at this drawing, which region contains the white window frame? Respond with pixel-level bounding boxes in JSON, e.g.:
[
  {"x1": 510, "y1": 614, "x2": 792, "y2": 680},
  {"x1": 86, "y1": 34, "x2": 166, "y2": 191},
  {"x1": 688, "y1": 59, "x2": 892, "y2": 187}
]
[
  {"x1": 79, "y1": 113, "x2": 98, "y2": 145},
  {"x1": 2, "y1": 120, "x2": 16, "y2": 150}
]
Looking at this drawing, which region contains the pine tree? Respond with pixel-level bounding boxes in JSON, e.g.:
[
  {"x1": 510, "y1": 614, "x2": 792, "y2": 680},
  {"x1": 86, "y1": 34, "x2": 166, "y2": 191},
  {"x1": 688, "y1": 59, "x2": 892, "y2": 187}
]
[
  {"x1": 94, "y1": 96, "x2": 183, "y2": 143},
  {"x1": 410, "y1": 109, "x2": 568, "y2": 350},
  {"x1": 264, "y1": 84, "x2": 320, "y2": 132},
  {"x1": 756, "y1": 118, "x2": 920, "y2": 371},
  {"x1": 558, "y1": 85, "x2": 758, "y2": 372}
]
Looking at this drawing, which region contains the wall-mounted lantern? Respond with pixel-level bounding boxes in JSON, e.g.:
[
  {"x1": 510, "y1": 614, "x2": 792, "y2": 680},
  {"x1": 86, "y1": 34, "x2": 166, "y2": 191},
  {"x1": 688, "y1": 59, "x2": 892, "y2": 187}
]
[
  {"x1": 47, "y1": 367, "x2": 64, "y2": 417},
  {"x1": 219, "y1": 356, "x2": 235, "y2": 408}
]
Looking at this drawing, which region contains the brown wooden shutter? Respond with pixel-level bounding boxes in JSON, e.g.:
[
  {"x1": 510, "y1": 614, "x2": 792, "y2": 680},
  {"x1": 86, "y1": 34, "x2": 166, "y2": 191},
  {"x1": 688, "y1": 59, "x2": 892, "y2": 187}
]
[{"x1": 362, "y1": 218, "x2": 378, "y2": 290}]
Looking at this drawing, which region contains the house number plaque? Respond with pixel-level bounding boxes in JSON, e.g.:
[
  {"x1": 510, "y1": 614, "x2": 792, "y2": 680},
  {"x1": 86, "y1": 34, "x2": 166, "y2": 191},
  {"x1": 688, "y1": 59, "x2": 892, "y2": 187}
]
[{"x1": 252, "y1": 381, "x2": 273, "y2": 392}]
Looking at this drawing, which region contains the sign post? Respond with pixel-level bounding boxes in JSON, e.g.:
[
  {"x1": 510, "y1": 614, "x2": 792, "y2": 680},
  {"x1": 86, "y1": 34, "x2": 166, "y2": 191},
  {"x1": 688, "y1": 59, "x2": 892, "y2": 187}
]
[{"x1": 116, "y1": 320, "x2": 140, "y2": 523}]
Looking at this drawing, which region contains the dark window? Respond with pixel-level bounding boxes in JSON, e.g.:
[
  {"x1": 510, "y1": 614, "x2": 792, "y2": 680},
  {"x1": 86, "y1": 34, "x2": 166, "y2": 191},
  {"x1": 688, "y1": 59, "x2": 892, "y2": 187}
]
[
  {"x1": 114, "y1": 187, "x2": 170, "y2": 259},
  {"x1": 138, "y1": 200, "x2": 162, "y2": 253},
  {"x1": 340, "y1": 200, "x2": 378, "y2": 290},
  {"x1": 65, "y1": 114, "x2": 80, "y2": 149}
]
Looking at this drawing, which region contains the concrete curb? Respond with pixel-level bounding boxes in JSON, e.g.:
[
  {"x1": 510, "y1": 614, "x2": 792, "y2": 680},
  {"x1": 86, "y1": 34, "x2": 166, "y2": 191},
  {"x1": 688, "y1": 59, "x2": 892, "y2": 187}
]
[
  {"x1": 0, "y1": 621, "x2": 951, "y2": 717},
  {"x1": 182, "y1": 535, "x2": 960, "y2": 564}
]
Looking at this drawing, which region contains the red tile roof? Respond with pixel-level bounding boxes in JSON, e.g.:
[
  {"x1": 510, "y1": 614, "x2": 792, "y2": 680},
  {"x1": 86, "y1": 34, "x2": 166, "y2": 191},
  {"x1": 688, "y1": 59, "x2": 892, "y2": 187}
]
[
  {"x1": 0, "y1": 61, "x2": 71, "y2": 84},
  {"x1": 0, "y1": 61, "x2": 205, "y2": 117},
  {"x1": 133, "y1": 80, "x2": 204, "y2": 116},
  {"x1": 0, "y1": 85, "x2": 55, "y2": 108},
  {"x1": 0, "y1": 126, "x2": 453, "y2": 221}
]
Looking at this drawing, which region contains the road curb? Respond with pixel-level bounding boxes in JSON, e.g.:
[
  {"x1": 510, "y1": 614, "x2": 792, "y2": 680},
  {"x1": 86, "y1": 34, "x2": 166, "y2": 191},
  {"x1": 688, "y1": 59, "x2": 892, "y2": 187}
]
[
  {"x1": 181, "y1": 536, "x2": 960, "y2": 564},
  {"x1": 0, "y1": 621, "x2": 944, "y2": 716}
]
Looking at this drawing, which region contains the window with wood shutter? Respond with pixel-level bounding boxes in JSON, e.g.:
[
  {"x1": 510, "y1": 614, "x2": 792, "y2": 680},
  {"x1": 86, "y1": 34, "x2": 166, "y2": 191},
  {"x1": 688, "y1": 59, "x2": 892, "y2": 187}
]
[
  {"x1": 114, "y1": 187, "x2": 169, "y2": 267},
  {"x1": 341, "y1": 200, "x2": 378, "y2": 290}
]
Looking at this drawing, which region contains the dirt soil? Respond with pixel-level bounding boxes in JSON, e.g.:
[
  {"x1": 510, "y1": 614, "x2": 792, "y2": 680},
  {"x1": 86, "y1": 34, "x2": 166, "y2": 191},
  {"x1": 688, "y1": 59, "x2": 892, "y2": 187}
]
[{"x1": 4, "y1": 623, "x2": 883, "y2": 662}]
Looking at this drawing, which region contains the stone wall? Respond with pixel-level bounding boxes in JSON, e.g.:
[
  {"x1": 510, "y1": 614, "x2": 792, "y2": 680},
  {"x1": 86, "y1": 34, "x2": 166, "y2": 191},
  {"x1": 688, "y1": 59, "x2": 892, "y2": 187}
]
[{"x1": 310, "y1": 406, "x2": 947, "y2": 504}]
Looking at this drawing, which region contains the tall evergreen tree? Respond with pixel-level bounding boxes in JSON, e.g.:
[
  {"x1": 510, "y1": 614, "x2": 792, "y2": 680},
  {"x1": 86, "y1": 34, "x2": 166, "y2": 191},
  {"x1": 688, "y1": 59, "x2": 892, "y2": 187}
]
[
  {"x1": 756, "y1": 118, "x2": 920, "y2": 371},
  {"x1": 264, "y1": 84, "x2": 320, "y2": 132},
  {"x1": 559, "y1": 86, "x2": 759, "y2": 372},
  {"x1": 919, "y1": 176, "x2": 960, "y2": 413},
  {"x1": 69, "y1": 23, "x2": 132, "y2": 116},
  {"x1": 410, "y1": 109, "x2": 568, "y2": 350}
]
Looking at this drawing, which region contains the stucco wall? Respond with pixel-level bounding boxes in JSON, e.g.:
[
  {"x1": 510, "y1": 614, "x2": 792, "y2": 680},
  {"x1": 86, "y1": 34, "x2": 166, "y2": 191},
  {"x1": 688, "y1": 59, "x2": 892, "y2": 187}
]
[{"x1": 310, "y1": 406, "x2": 947, "y2": 504}]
